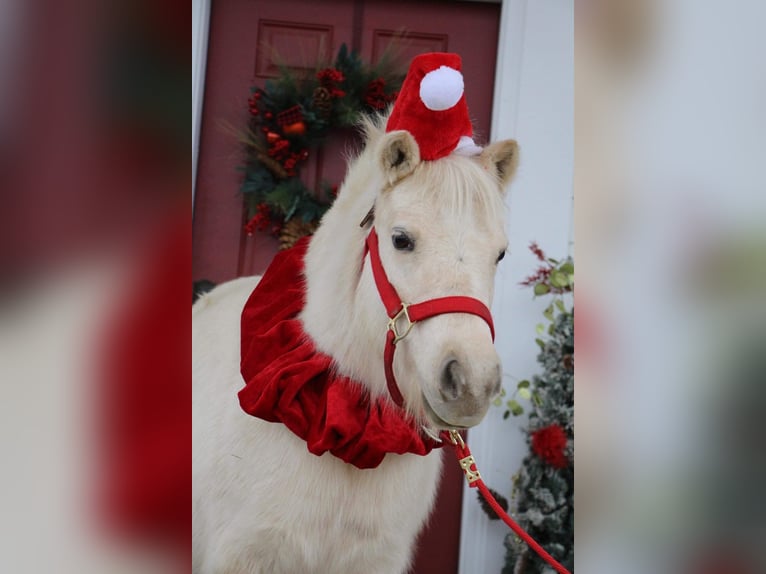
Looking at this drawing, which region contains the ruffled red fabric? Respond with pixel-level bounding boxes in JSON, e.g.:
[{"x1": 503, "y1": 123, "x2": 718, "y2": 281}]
[{"x1": 239, "y1": 238, "x2": 442, "y2": 469}]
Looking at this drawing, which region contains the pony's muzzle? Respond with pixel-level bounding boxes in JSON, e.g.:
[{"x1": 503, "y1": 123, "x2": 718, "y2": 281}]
[{"x1": 433, "y1": 357, "x2": 502, "y2": 427}]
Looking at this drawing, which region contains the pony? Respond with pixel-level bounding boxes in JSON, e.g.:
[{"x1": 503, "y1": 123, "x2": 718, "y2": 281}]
[{"x1": 192, "y1": 113, "x2": 519, "y2": 574}]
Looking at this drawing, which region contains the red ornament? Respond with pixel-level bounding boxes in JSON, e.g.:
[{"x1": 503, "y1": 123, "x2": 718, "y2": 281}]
[
  {"x1": 266, "y1": 131, "x2": 280, "y2": 144},
  {"x1": 531, "y1": 424, "x2": 569, "y2": 468},
  {"x1": 282, "y1": 121, "x2": 306, "y2": 136},
  {"x1": 300, "y1": 150, "x2": 309, "y2": 160},
  {"x1": 265, "y1": 111, "x2": 273, "y2": 120},
  {"x1": 277, "y1": 105, "x2": 304, "y2": 127}
]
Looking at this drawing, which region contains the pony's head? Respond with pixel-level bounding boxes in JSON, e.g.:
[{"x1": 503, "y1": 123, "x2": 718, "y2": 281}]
[{"x1": 368, "y1": 127, "x2": 519, "y2": 429}]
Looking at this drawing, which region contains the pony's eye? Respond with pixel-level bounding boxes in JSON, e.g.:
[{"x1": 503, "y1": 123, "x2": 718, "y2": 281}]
[
  {"x1": 392, "y1": 231, "x2": 415, "y2": 252},
  {"x1": 496, "y1": 250, "x2": 506, "y2": 263}
]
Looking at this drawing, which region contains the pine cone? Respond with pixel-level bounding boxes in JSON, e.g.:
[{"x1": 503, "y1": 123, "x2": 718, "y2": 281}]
[
  {"x1": 255, "y1": 152, "x2": 288, "y2": 179},
  {"x1": 279, "y1": 218, "x2": 318, "y2": 250},
  {"x1": 312, "y1": 86, "x2": 332, "y2": 117}
]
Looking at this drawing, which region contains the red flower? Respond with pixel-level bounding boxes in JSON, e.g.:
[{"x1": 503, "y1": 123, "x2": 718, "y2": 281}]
[
  {"x1": 244, "y1": 203, "x2": 271, "y2": 236},
  {"x1": 519, "y1": 266, "x2": 552, "y2": 287},
  {"x1": 317, "y1": 68, "x2": 344, "y2": 84},
  {"x1": 364, "y1": 78, "x2": 398, "y2": 110},
  {"x1": 529, "y1": 241, "x2": 547, "y2": 262},
  {"x1": 531, "y1": 424, "x2": 568, "y2": 468}
]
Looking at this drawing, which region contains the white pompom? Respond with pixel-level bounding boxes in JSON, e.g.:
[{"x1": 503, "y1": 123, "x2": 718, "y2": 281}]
[{"x1": 419, "y1": 66, "x2": 464, "y2": 111}]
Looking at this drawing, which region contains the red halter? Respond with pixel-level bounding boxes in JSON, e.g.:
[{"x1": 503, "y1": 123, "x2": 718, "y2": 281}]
[
  {"x1": 365, "y1": 228, "x2": 571, "y2": 574},
  {"x1": 364, "y1": 228, "x2": 495, "y2": 407}
]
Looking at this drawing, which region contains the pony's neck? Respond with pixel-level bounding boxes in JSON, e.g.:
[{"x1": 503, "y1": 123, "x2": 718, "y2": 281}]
[{"x1": 300, "y1": 161, "x2": 388, "y2": 399}]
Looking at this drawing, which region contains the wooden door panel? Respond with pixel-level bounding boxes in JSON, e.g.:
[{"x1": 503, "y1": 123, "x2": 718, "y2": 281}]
[
  {"x1": 193, "y1": 0, "x2": 354, "y2": 283},
  {"x1": 255, "y1": 20, "x2": 335, "y2": 78},
  {"x1": 372, "y1": 29, "x2": 449, "y2": 64}
]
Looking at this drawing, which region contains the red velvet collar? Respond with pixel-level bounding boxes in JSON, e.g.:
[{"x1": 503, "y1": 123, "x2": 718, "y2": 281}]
[{"x1": 239, "y1": 237, "x2": 442, "y2": 469}]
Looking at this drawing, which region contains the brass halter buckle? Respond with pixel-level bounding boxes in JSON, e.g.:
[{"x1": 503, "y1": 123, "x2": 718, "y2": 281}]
[{"x1": 388, "y1": 303, "x2": 416, "y2": 344}]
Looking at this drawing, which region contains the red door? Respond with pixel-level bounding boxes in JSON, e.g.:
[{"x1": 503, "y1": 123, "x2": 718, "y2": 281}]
[{"x1": 193, "y1": 1, "x2": 500, "y2": 571}]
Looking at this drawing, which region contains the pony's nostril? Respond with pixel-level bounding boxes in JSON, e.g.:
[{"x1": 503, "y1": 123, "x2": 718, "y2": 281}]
[{"x1": 440, "y1": 359, "x2": 465, "y2": 401}]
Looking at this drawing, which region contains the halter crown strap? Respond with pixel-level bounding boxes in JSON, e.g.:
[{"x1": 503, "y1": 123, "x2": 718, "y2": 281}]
[{"x1": 365, "y1": 228, "x2": 495, "y2": 407}]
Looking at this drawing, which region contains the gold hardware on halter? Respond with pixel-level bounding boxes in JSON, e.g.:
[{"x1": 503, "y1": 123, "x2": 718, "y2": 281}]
[
  {"x1": 388, "y1": 303, "x2": 416, "y2": 344},
  {"x1": 447, "y1": 429, "x2": 465, "y2": 448},
  {"x1": 459, "y1": 455, "x2": 481, "y2": 485}
]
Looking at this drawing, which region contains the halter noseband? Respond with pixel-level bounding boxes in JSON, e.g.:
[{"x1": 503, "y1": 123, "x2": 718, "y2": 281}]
[{"x1": 364, "y1": 228, "x2": 495, "y2": 407}]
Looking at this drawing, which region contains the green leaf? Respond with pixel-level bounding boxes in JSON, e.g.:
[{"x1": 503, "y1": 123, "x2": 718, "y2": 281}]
[
  {"x1": 518, "y1": 388, "x2": 531, "y2": 400},
  {"x1": 532, "y1": 391, "x2": 543, "y2": 406},
  {"x1": 534, "y1": 283, "x2": 550, "y2": 296},
  {"x1": 555, "y1": 299, "x2": 566, "y2": 313},
  {"x1": 550, "y1": 271, "x2": 568, "y2": 288},
  {"x1": 536, "y1": 323, "x2": 545, "y2": 335},
  {"x1": 507, "y1": 399, "x2": 524, "y2": 416},
  {"x1": 543, "y1": 304, "x2": 554, "y2": 321},
  {"x1": 517, "y1": 380, "x2": 530, "y2": 389},
  {"x1": 503, "y1": 410, "x2": 510, "y2": 420},
  {"x1": 492, "y1": 397, "x2": 502, "y2": 407},
  {"x1": 535, "y1": 338, "x2": 545, "y2": 349},
  {"x1": 283, "y1": 194, "x2": 301, "y2": 222},
  {"x1": 560, "y1": 262, "x2": 574, "y2": 275}
]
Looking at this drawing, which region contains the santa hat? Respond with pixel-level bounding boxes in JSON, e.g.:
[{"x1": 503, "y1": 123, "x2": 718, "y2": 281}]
[{"x1": 386, "y1": 52, "x2": 481, "y2": 161}]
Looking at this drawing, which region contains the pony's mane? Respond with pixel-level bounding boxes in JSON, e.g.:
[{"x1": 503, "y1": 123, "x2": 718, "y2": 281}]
[{"x1": 356, "y1": 112, "x2": 506, "y2": 223}]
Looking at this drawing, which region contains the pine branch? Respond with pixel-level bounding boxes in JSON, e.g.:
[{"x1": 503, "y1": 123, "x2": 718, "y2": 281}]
[{"x1": 476, "y1": 487, "x2": 509, "y2": 520}]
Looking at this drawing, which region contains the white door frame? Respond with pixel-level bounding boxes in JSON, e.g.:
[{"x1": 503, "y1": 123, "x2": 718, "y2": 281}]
[{"x1": 192, "y1": 0, "x2": 211, "y2": 211}]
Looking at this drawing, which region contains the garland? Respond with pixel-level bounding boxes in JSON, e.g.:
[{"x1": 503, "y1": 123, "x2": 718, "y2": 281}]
[{"x1": 240, "y1": 44, "x2": 403, "y2": 248}]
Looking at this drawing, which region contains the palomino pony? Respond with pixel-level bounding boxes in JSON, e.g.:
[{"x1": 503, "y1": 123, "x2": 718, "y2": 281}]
[{"x1": 192, "y1": 114, "x2": 518, "y2": 574}]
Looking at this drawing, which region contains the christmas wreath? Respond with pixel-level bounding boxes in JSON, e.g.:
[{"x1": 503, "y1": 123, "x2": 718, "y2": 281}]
[{"x1": 239, "y1": 44, "x2": 403, "y2": 249}]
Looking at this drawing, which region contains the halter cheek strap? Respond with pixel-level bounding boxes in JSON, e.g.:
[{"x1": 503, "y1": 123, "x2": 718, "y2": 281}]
[{"x1": 365, "y1": 228, "x2": 495, "y2": 407}]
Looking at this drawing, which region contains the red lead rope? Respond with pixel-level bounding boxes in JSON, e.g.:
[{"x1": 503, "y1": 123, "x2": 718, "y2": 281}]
[
  {"x1": 439, "y1": 430, "x2": 572, "y2": 574},
  {"x1": 364, "y1": 227, "x2": 571, "y2": 574}
]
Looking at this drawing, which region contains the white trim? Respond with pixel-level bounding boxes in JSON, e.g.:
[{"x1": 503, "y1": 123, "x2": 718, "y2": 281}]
[
  {"x1": 192, "y1": 0, "x2": 211, "y2": 212},
  {"x1": 489, "y1": 0, "x2": 528, "y2": 142}
]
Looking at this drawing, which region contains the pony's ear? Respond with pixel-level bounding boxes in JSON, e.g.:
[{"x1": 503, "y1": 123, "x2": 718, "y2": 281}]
[
  {"x1": 480, "y1": 139, "x2": 519, "y2": 190},
  {"x1": 379, "y1": 130, "x2": 421, "y2": 186}
]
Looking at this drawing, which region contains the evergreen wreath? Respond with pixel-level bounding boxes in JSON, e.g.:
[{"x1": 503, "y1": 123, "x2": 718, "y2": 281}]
[{"x1": 239, "y1": 44, "x2": 403, "y2": 249}]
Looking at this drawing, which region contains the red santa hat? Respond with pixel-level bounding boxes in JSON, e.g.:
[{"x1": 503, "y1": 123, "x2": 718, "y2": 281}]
[{"x1": 386, "y1": 52, "x2": 481, "y2": 161}]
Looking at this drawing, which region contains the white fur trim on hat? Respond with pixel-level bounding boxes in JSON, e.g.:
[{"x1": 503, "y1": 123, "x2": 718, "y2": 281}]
[
  {"x1": 419, "y1": 66, "x2": 464, "y2": 111},
  {"x1": 453, "y1": 135, "x2": 483, "y2": 156}
]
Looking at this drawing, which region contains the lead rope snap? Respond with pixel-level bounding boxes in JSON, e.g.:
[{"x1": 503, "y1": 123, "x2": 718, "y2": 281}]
[{"x1": 440, "y1": 429, "x2": 572, "y2": 574}]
